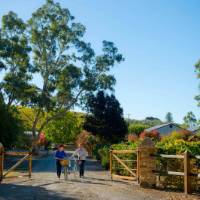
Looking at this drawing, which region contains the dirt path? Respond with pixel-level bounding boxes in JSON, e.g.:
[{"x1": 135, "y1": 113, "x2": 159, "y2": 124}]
[{"x1": 0, "y1": 151, "x2": 199, "y2": 200}]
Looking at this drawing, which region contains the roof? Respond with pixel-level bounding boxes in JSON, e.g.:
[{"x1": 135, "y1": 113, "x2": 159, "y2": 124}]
[{"x1": 145, "y1": 123, "x2": 183, "y2": 132}]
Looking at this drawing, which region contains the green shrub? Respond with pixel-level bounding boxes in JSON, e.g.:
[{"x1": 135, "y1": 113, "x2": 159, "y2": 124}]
[
  {"x1": 98, "y1": 145, "x2": 110, "y2": 169},
  {"x1": 128, "y1": 123, "x2": 148, "y2": 136},
  {"x1": 93, "y1": 144, "x2": 105, "y2": 160},
  {"x1": 156, "y1": 135, "x2": 200, "y2": 155},
  {"x1": 110, "y1": 142, "x2": 139, "y2": 176},
  {"x1": 155, "y1": 133, "x2": 200, "y2": 191},
  {"x1": 111, "y1": 141, "x2": 139, "y2": 150},
  {"x1": 195, "y1": 132, "x2": 200, "y2": 139},
  {"x1": 93, "y1": 142, "x2": 140, "y2": 170},
  {"x1": 0, "y1": 103, "x2": 23, "y2": 148}
]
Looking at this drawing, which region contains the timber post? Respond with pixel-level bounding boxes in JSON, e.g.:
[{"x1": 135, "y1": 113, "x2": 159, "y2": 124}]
[
  {"x1": 28, "y1": 152, "x2": 32, "y2": 179},
  {"x1": 136, "y1": 148, "x2": 140, "y2": 183},
  {"x1": 137, "y1": 138, "x2": 157, "y2": 188},
  {"x1": 0, "y1": 143, "x2": 4, "y2": 183},
  {"x1": 110, "y1": 150, "x2": 113, "y2": 180},
  {"x1": 184, "y1": 151, "x2": 191, "y2": 194}
]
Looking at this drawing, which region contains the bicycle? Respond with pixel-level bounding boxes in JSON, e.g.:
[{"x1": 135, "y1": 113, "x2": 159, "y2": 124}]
[
  {"x1": 60, "y1": 159, "x2": 69, "y2": 180},
  {"x1": 60, "y1": 156, "x2": 78, "y2": 180}
]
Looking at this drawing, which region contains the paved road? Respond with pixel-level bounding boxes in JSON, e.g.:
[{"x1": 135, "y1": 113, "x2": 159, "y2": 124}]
[{"x1": 0, "y1": 152, "x2": 199, "y2": 200}]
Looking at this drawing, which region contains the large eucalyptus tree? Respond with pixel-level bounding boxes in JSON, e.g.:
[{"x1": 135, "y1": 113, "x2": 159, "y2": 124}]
[
  {"x1": 0, "y1": 0, "x2": 124, "y2": 146},
  {"x1": 0, "y1": 11, "x2": 32, "y2": 107}
]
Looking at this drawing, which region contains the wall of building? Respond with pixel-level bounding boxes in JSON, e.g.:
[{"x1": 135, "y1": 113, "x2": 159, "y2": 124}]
[{"x1": 157, "y1": 125, "x2": 182, "y2": 136}]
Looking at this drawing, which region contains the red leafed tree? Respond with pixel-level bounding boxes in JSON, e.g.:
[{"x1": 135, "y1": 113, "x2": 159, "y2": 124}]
[
  {"x1": 140, "y1": 130, "x2": 160, "y2": 141},
  {"x1": 127, "y1": 133, "x2": 138, "y2": 142},
  {"x1": 76, "y1": 130, "x2": 97, "y2": 156}
]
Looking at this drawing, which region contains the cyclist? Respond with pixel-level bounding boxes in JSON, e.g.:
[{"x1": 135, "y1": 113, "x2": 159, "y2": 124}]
[{"x1": 55, "y1": 144, "x2": 67, "y2": 179}]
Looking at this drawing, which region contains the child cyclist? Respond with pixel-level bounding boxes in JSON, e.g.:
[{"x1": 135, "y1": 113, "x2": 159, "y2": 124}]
[{"x1": 55, "y1": 144, "x2": 67, "y2": 179}]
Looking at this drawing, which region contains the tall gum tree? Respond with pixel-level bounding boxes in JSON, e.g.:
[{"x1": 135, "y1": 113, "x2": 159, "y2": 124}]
[
  {"x1": 27, "y1": 0, "x2": 124, "y2": 141},
  {"x1": 0, "y1": 12, "x2": 32, "y2": 107},
  {"x1": 0, "y1": 0, "x2": 124, "y2": 148}
]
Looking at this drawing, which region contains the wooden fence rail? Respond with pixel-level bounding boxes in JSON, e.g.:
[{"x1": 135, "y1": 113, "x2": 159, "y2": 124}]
[
  {"x1": 3, "y1": 154, "x2": 30, "y2": 178},
  {"x1": 151, "y1": 151, "x2": 200, "y2": 194},
  {"x1": 0, "y1": 144, "x2": 32, "y2": 183},
  {"x1": 110, "y1": 149, "x2": 137, "y2": 181},
  {"x1": 109, "y1": 138, "x2": 200, "y2": 195}
]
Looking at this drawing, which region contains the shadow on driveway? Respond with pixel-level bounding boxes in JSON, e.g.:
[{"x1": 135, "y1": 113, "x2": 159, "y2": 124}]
[{"x1": 0, "y1": 183, "x2": 78, "y2": 200}]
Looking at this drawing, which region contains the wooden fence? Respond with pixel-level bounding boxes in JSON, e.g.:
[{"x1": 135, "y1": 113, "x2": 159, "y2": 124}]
[
  {"x1": 110, "y1": 149, "x2": 137, "y2": 181},
  {"x1": 0, "y1": 143, "x2": 32, "y2": 183},
  {"x1": 109, "y1": 138, "x2": 200, "y2": 194},
  {"x1": 152, "y1": 151, "x2": 200, "y2": 194}
]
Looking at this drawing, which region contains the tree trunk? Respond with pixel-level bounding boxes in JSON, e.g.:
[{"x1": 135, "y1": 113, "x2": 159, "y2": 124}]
[
  {"x1": 31, "y1": 111, "x2": 41, "y2": 155},
  {"x1": 31, "y1": 128, "x2": 39, "y2": 155}
]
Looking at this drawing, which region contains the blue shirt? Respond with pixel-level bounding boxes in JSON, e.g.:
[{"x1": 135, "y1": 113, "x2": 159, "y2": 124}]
[{"x1": 55, "y1": 150, "x2": 66, "y2": 159}]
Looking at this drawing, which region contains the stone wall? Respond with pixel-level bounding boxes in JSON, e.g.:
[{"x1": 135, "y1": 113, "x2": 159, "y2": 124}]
[{"x1": 137, "y1": 138, "x2": 157, "y2": 187}]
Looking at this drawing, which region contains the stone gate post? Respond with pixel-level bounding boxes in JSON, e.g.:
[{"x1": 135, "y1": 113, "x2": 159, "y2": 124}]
[{"x1": 137, "y1": 138, "x2": 157, "y2": 188}]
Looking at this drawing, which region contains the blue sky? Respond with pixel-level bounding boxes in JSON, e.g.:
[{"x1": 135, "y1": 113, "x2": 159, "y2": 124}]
[{"x1": 0, "y1": 0, "x2": 200, "y2": 123}]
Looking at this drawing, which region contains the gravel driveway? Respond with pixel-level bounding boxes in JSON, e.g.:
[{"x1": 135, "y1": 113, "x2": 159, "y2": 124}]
[{"x1": 0, "y1": 151, "x2": 199, "y2": 200}]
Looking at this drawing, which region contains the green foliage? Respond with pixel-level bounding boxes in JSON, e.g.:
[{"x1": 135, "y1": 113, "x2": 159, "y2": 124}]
[
  {"x1": 0, "y1": 99, "x2": 23, "y2": 148},
  {"x1": 92, "y1": 144, "x2": 103, "y2": 160},
  {"x1": 183, "y1": 111, "x2": 197, "y2": 128},
  {"x1": 156, "y1": 133, "x2": 200, "y2": 155},
  {"x1": 0, "y1": 0, "x2": 124, "y2": 141},
  {"x1": 98, "y1": 145, "x2": 110, "y2": 169},
  {"x1": 27, "y1": 0, "x2": 124, "y2": 137},
  {"x1": 0, "y1": 11, "x2": 32, "y2": 107},
  {"x1": 111, "y1": 142, "x2": 139, "y2": 150},
  {"x1": 111, "y1": 142, "x2": 138, "y2": 176},
  {"x1": 17, "y1": 106, "x2": 84, "y2": 144},
  {"x1": 15, "y1": 133, "x2": 32, "y2": 150},
  {"x1": 156, "y1": 131, "x2": 200, "y2": 190},
  {"x1": 144, "y1": 116, "x2": 162, "y2": 126},
  {"x1": 44, "y1": 112, "x2": 83, "y2": 144},
  {"x1": 196, "y1": 132, "x2": 200, "y2": 138},
  {"x1": 17, "y1": 106, "x2": 45, "y2": 130},
  {"x1": 95, "y1": 142, "x2": 139, "y2": 170},
  {"x1": 127, "y1": 117, "x2": 162, "y2": 127},
  {"x1": 84, "y1": 91, "x2": 127, "y2": 143},
  {"x1": 128, "y1": 123, "x2": 148, "y2": 136}
]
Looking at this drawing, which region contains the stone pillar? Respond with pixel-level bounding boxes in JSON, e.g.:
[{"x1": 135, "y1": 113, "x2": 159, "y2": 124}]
[{"x1": 137, "y1": 138, "x2": 156, "y2": 188}]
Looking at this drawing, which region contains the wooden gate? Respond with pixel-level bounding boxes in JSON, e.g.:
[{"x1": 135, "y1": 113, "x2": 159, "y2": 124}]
[
  {"x1": 0, "y1": 143, "x2": 32, "y2": 183},
  {"x1": 110, "y1": 149, "x2": 138, "y2": 181}
]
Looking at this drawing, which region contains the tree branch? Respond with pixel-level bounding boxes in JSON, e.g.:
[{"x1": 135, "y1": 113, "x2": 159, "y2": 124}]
[
  {"x1": 38, "y1": 88, "x2": 84, "y2": 132},
  {"x1": 18, "y1": 107, "x2": 34, "y2": 123}
]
